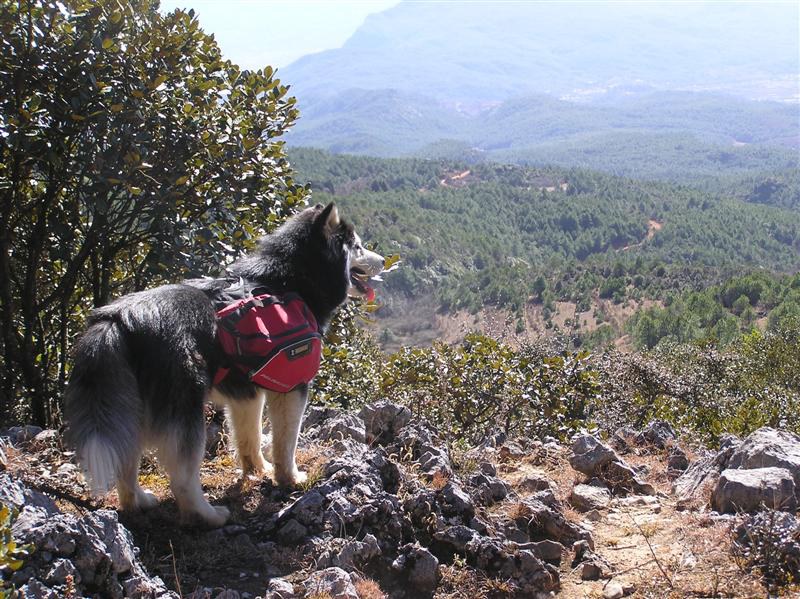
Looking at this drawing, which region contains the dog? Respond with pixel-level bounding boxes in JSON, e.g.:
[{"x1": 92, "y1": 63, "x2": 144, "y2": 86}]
[{"x1": 64, "y1": 203, "x2": 384, "y2": 527}]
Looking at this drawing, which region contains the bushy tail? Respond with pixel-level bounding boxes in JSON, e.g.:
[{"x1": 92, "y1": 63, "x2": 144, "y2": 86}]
[{"x1": 64, "y1": 317, "x2": 140, "y2": 495}]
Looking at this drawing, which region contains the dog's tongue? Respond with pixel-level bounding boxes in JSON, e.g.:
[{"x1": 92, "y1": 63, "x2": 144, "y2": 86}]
[{"x1": 364, "y1": 283, "x2": 375, "y2": 303}]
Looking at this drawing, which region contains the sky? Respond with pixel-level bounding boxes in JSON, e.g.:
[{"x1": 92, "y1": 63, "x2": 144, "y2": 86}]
[{"x1": 158, "y1": 0, "x2": 400, "y2": 69}]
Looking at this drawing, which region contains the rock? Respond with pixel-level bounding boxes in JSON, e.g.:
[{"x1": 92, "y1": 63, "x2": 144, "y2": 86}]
[
  {"x1": 580, "y1": 560, "x2": 605, "y2": 580},
  {"x1": 303, "y1": 567, "x2": 358, "y2": 599},
  {"x1": 468, "y1": 473, "x2": 509, "y2": 506},
  {"x1": 712, "y1": 467, "x2": 797, "y2": 513},
  {"x1": 635, "y1": 420, "x2": 676, "y2": 449},
  {"x1": 603, "y1": 581, "x2": 625, "y2": 599},
  {"x1": 433, "y1": 525, "x2": 479, "y2": 553},
  {"x1": 674, "y1": 440, "x2": 738, "y2": 503},
  {"x1": 302, "y1": 405, "x2": 342, "y2": 431},
  {"x1": 0, "y1": 473, "x2": 58, "y2": 515},
  {"x1": 265, "y1": 578, "x2": 297, "y2": 599},
  {"x1": 517, "y1": 539, "x2": 565, "y2": 563},
  {"x1": 602, "y1": 460, "x2": 655, "y2": 495},
  {"x1": 515, "y1": 498, "x2": 594, "y2": 550},
  {"x1": 733, "y1": 510, "x2": 800, "y2": 583},
  {"x1": 392, "y1": 543, "x2": 440, "y2": 593},
  {"x1": 667, "y1": 447, "x2": 690, "y2": 476},
  {"x1": 440, "y1": 482, "x2": 475, "y2": 520},
  {"x1": 276, "y1": 519, "x2": 308, "y2": 545},
  {"x1": 214, "y1": 591, "x2": 240, "y2": 599},
  {"x1": 2, "y1": 425, "x2": 43, "y2": 445},
  {"x1": 478, "y1": 461, "x2": 497, "y2": 476},
  {"x1": 498, "y1": 442, "x2": 526, "y2": 461},
  {"x1": 570, "y1": 434, "x2": 619, "y2": 476},
  {"x1": 7, "y1": 474, "x2": 176, "y2": 599},
  {"x1": 316, "y1": 534, "x2": 381, "y2": 570},
  {"x1": 359, "y1": 400, "x2": 412, "y2": 445},
  {"x1": 613, "y1": 495, "x2": 661, "y2": 512},
  {"x1": 570, "y1": 484, "x2": 611, "y2": 512},
  {"x1": 516, "y1": 473, "x2": 557, "y2": 494},
  {"x1": 316, "y1": 413, "x2": 367, "y2": 444},
  {"x1": 31, "y1": 429, "x2": 60, "y2": 449},
  {"x1": 264, "y1": 578, "x2": 297, "y2": 599},
  {"x1": 728, "y1": 428, "x2": 800, "y2": 489}
]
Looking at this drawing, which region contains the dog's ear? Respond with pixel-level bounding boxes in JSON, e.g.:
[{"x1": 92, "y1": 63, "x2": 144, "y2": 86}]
[{"x1": 313, "y1": 202, "x2": 340, "y2": 236}]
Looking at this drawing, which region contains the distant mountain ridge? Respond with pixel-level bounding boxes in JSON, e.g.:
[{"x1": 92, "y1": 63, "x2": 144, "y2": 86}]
[
  {"x1": 279, "y1": 1, "x2": 798, "y2": 181},
  {"x1": 282, "y1": 1, "x2": 799, "y2": 104}
]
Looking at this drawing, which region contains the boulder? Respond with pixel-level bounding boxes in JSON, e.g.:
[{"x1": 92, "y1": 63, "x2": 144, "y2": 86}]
[
  {"x1": 570, "y1": 484, "x2": 611, "y2": 512},
  {"x1": 635, "y1": 420, "x2": 676, "y2": 449},
  {"x1": 359, "y1": 400, "x2": 412, "y2": 445},
  {"x1": 264, "y1": 578, "x2": 298, "y2": 599},
  {"x1": 7, "y1": 483, "x2": 176, "y2": 599},
  {"x1": 303, "y1": 567, "x2": 359, "y2": 599},
  {"x1": 569, "y1": 434, "x2": 619, "y2": 476},
  {"x1": 712, "y1": 467, "x2": 797, "y2": 514},
  {"x1": 391, "y1": 543, "x2": 440, "y2": 593},
  {"x1": 728, "y1": 428, "x2": 800, "y2": 489},
  {"x1": 315, "y1": 413, "x2": 367, "y2": 444},
  {"x1": 674, "y1": 439, "x2": 738, "y2": 503}
]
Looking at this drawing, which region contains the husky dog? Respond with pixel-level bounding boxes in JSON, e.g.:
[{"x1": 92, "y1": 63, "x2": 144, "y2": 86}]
[{"x1": 64, "y1": 203, "x2": 384, "y2": 527}]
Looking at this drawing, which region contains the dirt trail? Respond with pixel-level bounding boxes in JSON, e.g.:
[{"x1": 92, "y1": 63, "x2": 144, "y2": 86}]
[{"x1": 499, "y1": 449, "x2": 765, "y2": 598}]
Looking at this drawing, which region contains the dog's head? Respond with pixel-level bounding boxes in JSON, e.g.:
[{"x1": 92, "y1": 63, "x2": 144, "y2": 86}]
[{"x1": 306, "y1": 203, "x2": 384, "y2": 302}]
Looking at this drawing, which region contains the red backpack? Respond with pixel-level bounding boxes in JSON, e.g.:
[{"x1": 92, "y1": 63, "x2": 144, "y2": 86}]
[{"x1": 213, "y1": 285, "x2": 322, "y2": 393}]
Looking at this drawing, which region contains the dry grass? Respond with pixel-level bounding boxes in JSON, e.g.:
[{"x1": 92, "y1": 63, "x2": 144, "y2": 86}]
[{"x1": 353, "y1": 578, "x2": 387, "y2": 599}]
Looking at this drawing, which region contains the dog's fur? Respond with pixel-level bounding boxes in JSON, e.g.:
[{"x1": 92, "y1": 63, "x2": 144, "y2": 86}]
[{"x1": 64, "y1": 203, "x2": 383, "y2": 527}]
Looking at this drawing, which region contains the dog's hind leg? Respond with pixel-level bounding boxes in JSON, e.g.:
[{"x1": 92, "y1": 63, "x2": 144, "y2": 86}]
[
  {"x1": 266, "y1": 386, "x2": 308, "y2": 486},
  {"x1": 224, "y1": 391, "x2": 272, "y2": 477},
  {"x1": 157, "y1": 423, "x2": 229, "y2": 528},
  {"x1": 117, "y1": 451, "x2": 158, "y2": 511}
]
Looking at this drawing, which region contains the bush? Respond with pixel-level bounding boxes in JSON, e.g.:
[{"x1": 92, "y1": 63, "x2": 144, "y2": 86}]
[{"x1": 381, "y1": 333, "x2": 600, "y2": 443}]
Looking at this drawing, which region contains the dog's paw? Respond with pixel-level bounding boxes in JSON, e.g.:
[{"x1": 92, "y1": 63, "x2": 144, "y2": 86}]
[
  {"x1": 182, "y1": 504, "x2": 230, "y2": 528},
  {"x1": 210, "y1": 505, "x2": 231, "y2": 527},
  {"x1": 242, "y1": 454, "x2": 273, "y2": 478},
  {"x1": 119, "y1": 488, "x2": 159, "y2": 512},
  {"x1": 274, "y1": 467, "x2": 307, "y2": 487},
  {"x1": 136, "y1": 490, "x2": 159, "y2": 510}
]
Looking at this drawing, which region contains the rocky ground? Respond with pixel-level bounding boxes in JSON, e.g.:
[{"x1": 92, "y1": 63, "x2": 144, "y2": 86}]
[{"x1": 1, "y1": 403, "x2": 799, "y2": 598}]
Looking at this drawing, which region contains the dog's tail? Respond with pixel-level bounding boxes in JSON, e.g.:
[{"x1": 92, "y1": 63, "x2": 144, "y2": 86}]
[{"x1": 64, "y1": 316, "x2": 141, "y2": 495}]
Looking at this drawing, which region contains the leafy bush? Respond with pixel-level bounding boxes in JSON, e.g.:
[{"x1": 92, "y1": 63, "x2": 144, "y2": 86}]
[
  {"x1": 597, "y1": 329, "x2": 800, "y2": 443},
  {"x1": 0, "y1": 503, "x2": 33, "y2": 597},
  {"x1": 380, "y1": 333, "x2": 600, "y2": 443}
]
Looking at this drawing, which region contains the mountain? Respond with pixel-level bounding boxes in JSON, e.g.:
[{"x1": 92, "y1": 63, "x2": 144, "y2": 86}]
[
  {"x1": 278, "y1": 2, "x2": 799, "y2": 180},
  {"x1": 282, "y1": 1, "x2": 799, "y2": 104},
  {"x1": 286, "y1": 90, "x2": 798, "y2": 182}
]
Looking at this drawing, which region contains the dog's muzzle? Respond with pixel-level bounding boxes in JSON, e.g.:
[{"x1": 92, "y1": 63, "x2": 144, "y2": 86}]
[{"x1": 349, "y1": 248, "x2": 385, "y2": 301}]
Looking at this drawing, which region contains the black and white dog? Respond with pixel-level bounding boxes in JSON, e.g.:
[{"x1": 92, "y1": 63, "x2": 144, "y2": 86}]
[{"x1": 64, "y1": 203, "x2": 384, "y2": 527}]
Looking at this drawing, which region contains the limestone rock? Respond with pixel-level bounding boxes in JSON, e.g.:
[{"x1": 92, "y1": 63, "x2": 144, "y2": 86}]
[
  {"x1": 728, "y1": 428, "x2": 800, "y2": 489},
  {"x1": 570, "y1": 484, "x2": 611, "y2": 512},
  {"x1": 635, "y1": 420, "x2": 676, "y2": 449},
  {"x1": 712, "y1": 467, "x2": 797, "y2": 513},
  {"x1": 570, "y1": 434, "x2": 619, "y2": 476},
  {"x1": 359, "y1": 400, "x2": 412, "y2": 445},
  {"x1": 303, "y1": 567, "x2": 359, "y2": 599},
  {"x1": 391, "y1": 543, "x2": 440, "y2": 593}
]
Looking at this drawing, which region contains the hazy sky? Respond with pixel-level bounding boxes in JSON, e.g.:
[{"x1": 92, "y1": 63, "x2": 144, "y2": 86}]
[{"x1": 158, "y1": 0, "x2": 400, "y2": 69}]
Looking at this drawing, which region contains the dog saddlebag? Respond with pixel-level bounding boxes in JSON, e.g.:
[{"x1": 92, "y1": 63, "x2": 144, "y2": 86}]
[{"x1": 213, "y1": 288, "x2": 322, "y2": 393}]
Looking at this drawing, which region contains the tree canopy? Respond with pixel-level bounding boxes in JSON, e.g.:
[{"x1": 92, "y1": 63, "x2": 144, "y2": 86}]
[{"x1": 0, "y1": 0, "x2": 307, "y2": 424}]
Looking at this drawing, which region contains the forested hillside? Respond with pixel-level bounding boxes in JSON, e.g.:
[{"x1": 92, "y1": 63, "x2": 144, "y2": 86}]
[{"x1": 290, "y1": 148, "x2": 800, "y2": 348}]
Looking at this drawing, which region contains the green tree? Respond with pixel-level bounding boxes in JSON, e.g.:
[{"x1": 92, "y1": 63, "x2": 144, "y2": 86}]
[{"x1": 0, "y1": 0, "x2": 307, "y2": 424}]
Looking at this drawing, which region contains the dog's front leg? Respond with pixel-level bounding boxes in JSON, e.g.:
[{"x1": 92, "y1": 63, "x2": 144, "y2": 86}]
[{"x1": 267, "y1": 386, "x2": 308, "y2": 486}]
